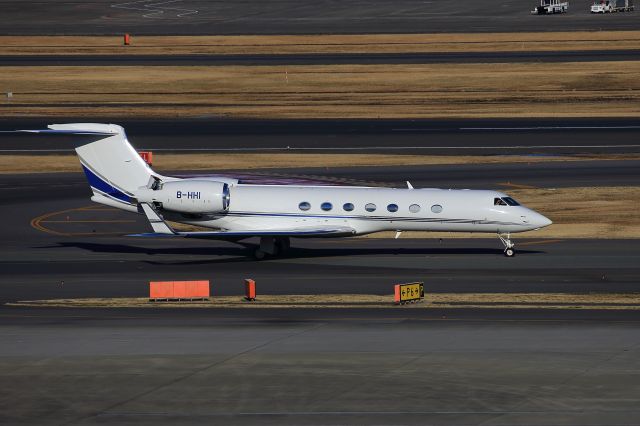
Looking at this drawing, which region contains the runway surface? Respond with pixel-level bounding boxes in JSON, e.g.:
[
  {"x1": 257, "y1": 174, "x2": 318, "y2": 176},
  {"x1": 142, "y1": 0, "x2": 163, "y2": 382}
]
[
  {"x1": 1, "y1": 0, "x2": 638, "y2": 34},
  {"x1": 3, "y1": 49, "x2": 640, "y2": 66},
  {"x1": 3, "y1": 118, "x2": 640, "y2": 155},
  {"x1": 1, "y1": 307, "x2": 639, "y2": 425}
]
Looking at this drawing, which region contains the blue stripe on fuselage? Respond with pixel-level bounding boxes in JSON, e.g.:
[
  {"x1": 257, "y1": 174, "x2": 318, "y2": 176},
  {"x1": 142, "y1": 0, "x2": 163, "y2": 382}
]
[{"x1": 80, "y1": 164, "x2": 131, "y2": 204}]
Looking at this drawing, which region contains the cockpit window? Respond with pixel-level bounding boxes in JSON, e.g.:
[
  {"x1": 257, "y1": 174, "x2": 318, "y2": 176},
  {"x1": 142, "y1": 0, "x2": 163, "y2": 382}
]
[
  {"x1": 503, "y1": 197, "x2": 520, "y2": 206},
  {"x1": 494, "y1": 197, "x2": 520, "y2": 206}
]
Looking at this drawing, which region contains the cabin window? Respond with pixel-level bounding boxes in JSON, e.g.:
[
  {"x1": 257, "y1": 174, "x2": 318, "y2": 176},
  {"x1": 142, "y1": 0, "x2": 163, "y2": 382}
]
[
  {"x1": 387, "y1": 204, "x2": 398, "y2": 213},
  {"x1": 321, "y1": 202, "x2": 333, "y2": 211},
  {"x1": 299, "y1": 201, "x2": 311, "y2": 211},
  {"x1": 343, "y1": 203, "x2": 354, "y2": 212},
  {"x1": 365, "y1": 203, "x2": 377, "y2": 212},
  {"x1": 431, "y1": 204, "x2": 443, "y2": 214},
  {"x1": 409, "y1": 204, "x2": 420, "y2": 213}
]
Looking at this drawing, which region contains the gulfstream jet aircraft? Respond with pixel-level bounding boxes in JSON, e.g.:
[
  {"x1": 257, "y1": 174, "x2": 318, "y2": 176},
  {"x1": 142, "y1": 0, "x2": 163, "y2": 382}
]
[{"x1": 25, "y1": 123, "x2": 552, "y2": 259}]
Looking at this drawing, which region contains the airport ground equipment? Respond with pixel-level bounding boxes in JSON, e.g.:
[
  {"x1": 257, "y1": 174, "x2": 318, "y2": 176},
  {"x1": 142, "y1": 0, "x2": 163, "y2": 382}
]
[
  {"x1": 149, "y1": 280, "x2": 210, "y2": 301},
  {"x1": 138, "y1": 151, "x2": 153, "y2": 166},
  {"x1": 591, "y1": 0, "x2": 634, "y2": 12},
  {"x1": 244, "y1": 279, "x2": 256, "y2": 301},
  {"x1": 532, "y1": 0, "x2": 569, "y2": 13},
  {"x1": 394, "y1": 282, "x2": 424, "y2": 305}
]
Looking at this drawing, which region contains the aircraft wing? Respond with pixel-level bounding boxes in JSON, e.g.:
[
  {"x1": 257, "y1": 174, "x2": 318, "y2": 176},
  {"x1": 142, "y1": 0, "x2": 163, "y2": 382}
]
[
  {"x1": 129, "y1": 227, "x2": 356, "y2": 240},
  {"x1": 130, "y1": 203, "x2": 355, "y2": 239}
]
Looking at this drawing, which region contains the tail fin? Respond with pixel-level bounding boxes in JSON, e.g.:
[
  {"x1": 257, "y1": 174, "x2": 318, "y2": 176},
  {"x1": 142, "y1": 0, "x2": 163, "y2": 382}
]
[{"x1": 46, "y1": 123, "x2": 156, "y2": 211}]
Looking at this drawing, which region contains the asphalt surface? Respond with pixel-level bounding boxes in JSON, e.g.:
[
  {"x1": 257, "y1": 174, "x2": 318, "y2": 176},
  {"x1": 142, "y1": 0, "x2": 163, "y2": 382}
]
[
  {"x1": 3, "y1": 49, "x2": 640, "y2": 66},
  {"x1": 2, "y1": 118, "x2": 640, "y2": 155},
  {"x1": 1, "y1": 308, "x2": 639, "y2": 425},
  {"x1": 0, "y1": 0, "x2": 638, "y2": 34}
]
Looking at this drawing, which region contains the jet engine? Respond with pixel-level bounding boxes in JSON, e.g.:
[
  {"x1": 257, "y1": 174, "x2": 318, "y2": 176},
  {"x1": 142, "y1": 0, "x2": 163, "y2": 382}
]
[{"x1": 135, "y1": 180, "x2": 230, "y2": 214}]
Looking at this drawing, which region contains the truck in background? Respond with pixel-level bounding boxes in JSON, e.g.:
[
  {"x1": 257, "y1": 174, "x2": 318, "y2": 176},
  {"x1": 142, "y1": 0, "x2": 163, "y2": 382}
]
[
  {"x1": 532, "y1": 0, "x2": 569, "y2": 14},
  {"x1": 591, "y1": 0, "x2": 634, "y2": 12}
]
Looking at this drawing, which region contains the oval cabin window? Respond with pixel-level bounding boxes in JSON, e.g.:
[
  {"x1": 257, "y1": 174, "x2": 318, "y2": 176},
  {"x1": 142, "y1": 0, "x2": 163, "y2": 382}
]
[
  {"x1": 299, "y1": 202, "x2": 311, "y2": 211},
  {"x1": 321, "y1": 202, "x2": 333, "y2": 211},
  {"x1": 409, "y1": 204, "x2": 421, "y2": 213},
  {"x1": 343, "y1": 203, "x2": 354, "y2": 212},
  {"x1": 387, "y1": 204, "x2": 398, "y2": 213},
  {"x1": 431, "y1": 204, "x2": 443, "y2": 213},
  {"x1": 365, "y1": 203, "x2": 377, "y2": 212}
]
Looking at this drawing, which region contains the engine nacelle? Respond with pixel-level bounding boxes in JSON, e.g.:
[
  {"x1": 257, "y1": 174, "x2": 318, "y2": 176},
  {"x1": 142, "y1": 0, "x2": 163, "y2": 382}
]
[{"x1": 135, "y1": 180, "x2": 230, "y2": 214}]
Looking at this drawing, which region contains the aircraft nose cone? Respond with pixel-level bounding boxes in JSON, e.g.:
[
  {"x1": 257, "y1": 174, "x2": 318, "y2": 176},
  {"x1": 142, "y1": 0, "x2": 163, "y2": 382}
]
[{"x1": 535, "y1": 213, "x2": 553, "y2": 228}]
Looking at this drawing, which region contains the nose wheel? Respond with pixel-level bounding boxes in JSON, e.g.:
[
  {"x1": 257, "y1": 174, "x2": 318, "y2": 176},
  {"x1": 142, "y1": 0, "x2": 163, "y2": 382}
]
[{"x1": 498, "y1": 233, "x2": 516, "y2": 257}]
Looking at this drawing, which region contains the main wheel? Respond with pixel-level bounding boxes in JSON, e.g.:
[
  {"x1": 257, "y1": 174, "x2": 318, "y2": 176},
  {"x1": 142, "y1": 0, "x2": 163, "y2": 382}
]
[{"x1": 504, "y1": 248, "x2": 515, "y2": 257}]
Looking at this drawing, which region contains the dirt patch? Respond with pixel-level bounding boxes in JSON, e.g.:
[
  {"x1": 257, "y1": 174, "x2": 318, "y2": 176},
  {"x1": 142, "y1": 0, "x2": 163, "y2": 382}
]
[
  {"x1": 2, "y1": 32, "x2": 640, "y2": 55},
  {"x1": 8, "y1": 293, "x2": 640, "y2": 310},
  {"x1": 1, "y1": 61, "x2": 639, "y2": 118}
]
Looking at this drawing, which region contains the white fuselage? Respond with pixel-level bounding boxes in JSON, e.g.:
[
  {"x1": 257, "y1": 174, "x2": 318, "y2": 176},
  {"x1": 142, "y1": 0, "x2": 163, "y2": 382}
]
[{"x1": 163, "y1": 184, "x2": 551, "y2": 235}]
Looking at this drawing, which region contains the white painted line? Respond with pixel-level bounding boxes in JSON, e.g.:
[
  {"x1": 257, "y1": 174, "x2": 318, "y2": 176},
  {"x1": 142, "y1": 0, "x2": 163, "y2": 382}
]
[
  {"x1": 393, "y1": 126, "x2": 640, "y2": 131},
  {"x1": 461, "y1": 126, "x2": 640, "y2": 131},
  {"x1": 111, "y1": 0, "x2": 198, "y2": 19},
  {"x1": 2, "y1": 145, "x2": 640, "y2": 153}
]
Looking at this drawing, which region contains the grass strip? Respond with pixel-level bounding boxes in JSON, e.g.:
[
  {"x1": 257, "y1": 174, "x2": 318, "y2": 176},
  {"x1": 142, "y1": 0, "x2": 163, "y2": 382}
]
[
  {"x1": 1, "y1": 61, "x2": 639, "y2": 118},
  {"x1": 8, "y1": 293, "x2": 640, "y2": 310},
  {"x1": 2, "y1": 32, "x2": 640, "y2": 55},
  {"x1": 2, "y1": 154, "x2": 638, "y2": 175}
]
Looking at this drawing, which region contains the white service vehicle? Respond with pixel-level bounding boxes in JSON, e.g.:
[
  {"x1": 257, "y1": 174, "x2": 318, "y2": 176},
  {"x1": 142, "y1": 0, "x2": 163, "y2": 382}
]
[
  {"x1": 532, "y1": 0, "x2": 569, "y2": 14},
  {"x1": 23, "y1": 123, "x2": 553, "y2": 259},
  {"x1": 591, "y1": 0, "x2": 634, "y2": 12}
]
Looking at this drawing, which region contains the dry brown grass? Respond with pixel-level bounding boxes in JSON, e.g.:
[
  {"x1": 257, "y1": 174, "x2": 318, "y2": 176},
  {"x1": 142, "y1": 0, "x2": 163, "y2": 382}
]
[
  {"x1": 2, "y1": 32, "x2": 640, "y2": 55},
  {"x1": 1, "y1": 61, "x2": 639, "y2": 118},
  {"x1": 2, "y1": 153, "x2": 638, "y2": 175},
  {"x1": 8, "y1": 292, "x2": 640, "y2": 310}
]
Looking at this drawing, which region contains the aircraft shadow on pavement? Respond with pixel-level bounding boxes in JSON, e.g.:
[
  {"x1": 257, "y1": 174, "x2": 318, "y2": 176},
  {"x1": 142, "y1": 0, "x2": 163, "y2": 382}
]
[{"x1": 37, "y1": 241, "x2": 544, "y2": 265}]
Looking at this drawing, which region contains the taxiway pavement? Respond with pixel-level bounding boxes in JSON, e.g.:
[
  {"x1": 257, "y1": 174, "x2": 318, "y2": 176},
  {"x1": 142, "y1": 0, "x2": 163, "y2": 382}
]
[
  {"x1": 1, "y1": 306, "x2": 640, "y2": 425},
  {"x1": 1, "y1": 0, "x2": 639, "y2": 35},
  {"x1": 3, "y1": 49, "x2": 640, "y2": 66},
  {"x1": 2, "y1": 118, "x2": 640, "y2": 155}
]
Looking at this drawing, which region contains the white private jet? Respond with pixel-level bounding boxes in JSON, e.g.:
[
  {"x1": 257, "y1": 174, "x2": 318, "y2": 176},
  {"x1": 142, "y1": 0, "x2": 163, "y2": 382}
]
[{"x1": 25, "y1": 123, "x2": 552, "y2": 259}]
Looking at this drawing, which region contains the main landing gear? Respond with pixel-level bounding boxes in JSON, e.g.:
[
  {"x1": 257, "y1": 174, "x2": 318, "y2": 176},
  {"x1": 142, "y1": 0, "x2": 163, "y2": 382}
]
[
  {"x1": 253, "y1": 236, "x2": 290, "y2": 260},
  {"x1": 498, "y1": 233, "x2": 515, "y2": 257}
]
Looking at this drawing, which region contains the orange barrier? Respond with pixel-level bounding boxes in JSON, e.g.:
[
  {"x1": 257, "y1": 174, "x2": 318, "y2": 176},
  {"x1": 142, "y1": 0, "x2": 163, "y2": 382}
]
[
  {"x1": 138, "y1": 151, "x2": 153, "y2": 166},
  {"x1": 244, "y1": 279, "x2": 256, "y2": 301},
  {"x1": 124, "y1": 33, "x2": 131, "y2": 45},
  {"x1": 150, "y1": 280, "x2": 209, "y2": 301}
]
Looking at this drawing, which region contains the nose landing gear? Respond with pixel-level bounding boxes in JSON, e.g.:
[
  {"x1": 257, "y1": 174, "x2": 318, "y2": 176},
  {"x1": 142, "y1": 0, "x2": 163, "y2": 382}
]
[{"x1": 498, "y1": 233, "x2": 515, "y2": 257}]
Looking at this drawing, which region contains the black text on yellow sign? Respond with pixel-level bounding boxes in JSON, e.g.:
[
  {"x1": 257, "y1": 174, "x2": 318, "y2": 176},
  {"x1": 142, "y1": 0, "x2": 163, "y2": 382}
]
[{"x1": 396, "y1": 282, "x2": 424, "y2": 303}]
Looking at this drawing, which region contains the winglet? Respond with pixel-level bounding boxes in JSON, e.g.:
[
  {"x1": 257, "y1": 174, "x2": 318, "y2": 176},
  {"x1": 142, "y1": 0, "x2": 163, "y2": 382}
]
[
  {"x1": 406, "y1": 181, "x2": 414, "y2": 189},
  {"x1": 140, "y1": 203, "x2": 176, "y2": 234}
]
